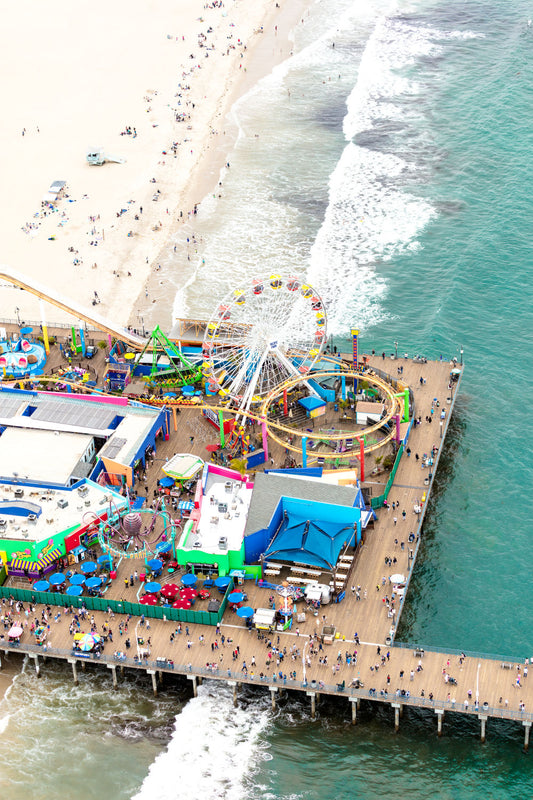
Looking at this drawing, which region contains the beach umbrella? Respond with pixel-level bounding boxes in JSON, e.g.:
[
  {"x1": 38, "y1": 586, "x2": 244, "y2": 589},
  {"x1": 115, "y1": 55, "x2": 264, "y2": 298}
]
[
  {"x1": 390, "y1": 573, "x2": 406, "y2": 584},
  {"x1": 140, "y1": 593, "x2": 158, "y2": 605},
  {"x1": 214, "y1": 576, "x2": 231, "y2": 590},
  {"x1": 98, "y1": 554, "x2": 113, "y2": 566},
  {"x1": 155, "y1": 541, "x2": 172, "y2": 555},
  {"x1": 144, "y1": 581, "x2": 161, "y2": 594},
  {"x1": 66, "y1": 585, "x2": 83, "y2": 596},
  {"x1": 146, "y1": 558, "x2": 163, "y2": 572},
  {"x1": 33, "y1": 580, "x2": 50, "y2": 592},
  {"x1": 181, "y1": 573, "x2": 197, "y2": 587},
  {"x1": 8, "y1": 625, "x2": 23, "y2": 638},
  {"x1": 49, "y1": 572, "x2": 66, "y2": 586},
  {"x1": 69, "y1": 573, "x2": 86, "y2": 585},
  {"x1": 180, "y1": 587, "x2": 198, "y2": 600},
  {"x1": 160, "y1": 583, "x2": 179, "y2": 600},
  {"x1": 172, "y1": 599, "x2": 191, "y2": 610},
  {"x1": 236, "y1": 606, "x2": 254, "y2": 619},
  {"x1": 159, "y1": 476, "x2": 175, "y2": 488},
  {"x1": 81, "y1": 561, "x2": 97, "y2": 574},
  {"x1": 86, "y1": 576, "x2": 103, "y2": 589},
  {"x1": 77, "y1": 633, "x2": 99, "y2": 651},
  {"x1": 228, "y1": 591, "x2": 244, "y2": 604}
]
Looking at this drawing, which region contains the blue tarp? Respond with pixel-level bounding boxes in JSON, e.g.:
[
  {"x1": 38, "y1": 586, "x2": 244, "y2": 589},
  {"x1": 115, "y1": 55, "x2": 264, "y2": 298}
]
[
  {"x1": 264, "y1": 505, "x2": 358, "y2": 571},
  {"x1": 298, "y1": 396, "x2": 326, "y2": 411}
]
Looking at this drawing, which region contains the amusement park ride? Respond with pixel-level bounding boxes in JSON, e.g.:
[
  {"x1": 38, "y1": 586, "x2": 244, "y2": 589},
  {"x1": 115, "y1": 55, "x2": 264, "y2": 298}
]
[
  {"x1": 84, "y1": 496, "x2": 179, "y2": 561},
  {"x1": 201, "y1": 276, "x2": 326, "y2": 416}
]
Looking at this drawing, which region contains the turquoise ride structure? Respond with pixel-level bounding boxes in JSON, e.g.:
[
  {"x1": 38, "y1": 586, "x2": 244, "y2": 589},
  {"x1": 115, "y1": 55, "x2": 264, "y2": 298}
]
[
  {"x1": 85, "y1": 496, "x2": 179, "y2": 561},
  {"x1": 0, "y1": 334, "x2": 47, "y2": 377}
]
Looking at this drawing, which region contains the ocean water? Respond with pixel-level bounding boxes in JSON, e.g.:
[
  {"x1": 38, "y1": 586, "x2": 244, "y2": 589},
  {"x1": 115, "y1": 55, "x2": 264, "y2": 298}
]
[{"x1": 2, "y1": 0, "x2": 533, "y2": 797}]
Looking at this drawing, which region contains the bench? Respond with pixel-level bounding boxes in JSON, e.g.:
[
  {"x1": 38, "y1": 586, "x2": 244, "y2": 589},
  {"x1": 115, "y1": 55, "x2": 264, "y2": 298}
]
[{"x1": 501, "y1": 662, "x2": 513, "y2": 670}]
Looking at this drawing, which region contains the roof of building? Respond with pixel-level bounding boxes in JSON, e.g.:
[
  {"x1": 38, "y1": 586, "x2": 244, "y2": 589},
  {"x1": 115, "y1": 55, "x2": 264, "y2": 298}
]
[
  {"x1": 0, "y1": 428, "x2": 92, "y2": 485},
  {"x1": 244, "y1": 472, "x2": 359, "y2": 537},
  {"x1": 0, "y1": 479, "x2": 127, "y2": 546}
]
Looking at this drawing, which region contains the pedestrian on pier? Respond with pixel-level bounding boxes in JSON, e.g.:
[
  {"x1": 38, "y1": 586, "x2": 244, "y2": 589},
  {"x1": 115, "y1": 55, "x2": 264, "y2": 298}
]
[{"x1": 393, "y1": 517, "x2": 397, "y2": 525}]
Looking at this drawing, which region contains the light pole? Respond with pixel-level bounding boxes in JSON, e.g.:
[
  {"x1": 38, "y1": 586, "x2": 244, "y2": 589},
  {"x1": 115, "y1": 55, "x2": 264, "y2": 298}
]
[
  {"x1": 15, "y1": 307, "x2": 20, "y2": 326},
  {"x1": 476, "y1": 662, "x2": 481, "y2": 704},
  {"x1": 137, "y1": 312, "x2": 145, "y2": 337},
  {"x1": 440, "y1": 420, "x2": 443, "y2": 439},
  {"x1": 394, "y1": 341, "x2": 398, "y2": 359},
  {"x1": 460, "y1": 346, "x2": 464, "y2": 366},
  {"x1": 302, "y1": 637, "x2": 311, "y2": 685}
]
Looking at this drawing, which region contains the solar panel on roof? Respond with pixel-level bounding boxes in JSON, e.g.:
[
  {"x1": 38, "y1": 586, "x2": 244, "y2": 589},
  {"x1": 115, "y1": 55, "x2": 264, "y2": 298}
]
[
  {"x1": 31, "y1": 399, "x2": 118, "y2": 430},
  {"x1": 101, "y1": 437, "x2": 127, "y2": 459},
  {"x1": 0, "y1": 395, "x2": 26, "y2": 418}
]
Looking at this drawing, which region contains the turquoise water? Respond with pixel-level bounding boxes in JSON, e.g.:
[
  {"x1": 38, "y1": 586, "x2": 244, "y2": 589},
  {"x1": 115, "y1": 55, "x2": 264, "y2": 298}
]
[{"x1": 2, "y1": 0, "x2": 533, "y2": 797}]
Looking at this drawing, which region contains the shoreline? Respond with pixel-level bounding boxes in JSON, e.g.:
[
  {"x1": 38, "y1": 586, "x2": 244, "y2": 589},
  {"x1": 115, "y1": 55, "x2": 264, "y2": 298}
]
[
  {"x1": 0, "y1": 0, "x2": 310, "y2": 336},
  {"x1": 131, "y1": 0, "x2": 312, "y2": 332}
]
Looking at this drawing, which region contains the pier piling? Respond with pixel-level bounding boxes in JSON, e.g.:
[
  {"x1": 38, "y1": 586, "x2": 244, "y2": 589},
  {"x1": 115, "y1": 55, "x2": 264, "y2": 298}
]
[
  {"x1": 30, "y1": 654, "x2": 40, "y2": 677},
  {"x1": 270, "y1": 686, "x2": 278, "y2": 711},
  {"x1": 391, "y1": 702, "x2": 402, "y2": 731},
  {"x1": 107, "y1": 663, "x2": 118, "y2": 689},
  {"x1": 349, "y1": 696, "x2": 358, "y2": 725},
  {"x1": 479, "y1": 715, "x2": 488, "y2": 743},
  {"x1": 147, "y1": 669, "x2": 158, "y2": 696},
  {"x1": 228, "y1": 680, "x2": 238, "y2": 707},
  {"x1": 187, "y1": 674, "x2": 198, "y2": 697},
  {"x1": 68, "y1": 658, "x2": 78, "y2": 685},
  {"x1": 435, "y1": 709, "x2": 444, "y2": 736},
  {"x1": 523, "y1": 721, "x2": 531, "y2": 751},
  {"x1": 306, "y1": 691, "x2": 317, "y2": 719}
]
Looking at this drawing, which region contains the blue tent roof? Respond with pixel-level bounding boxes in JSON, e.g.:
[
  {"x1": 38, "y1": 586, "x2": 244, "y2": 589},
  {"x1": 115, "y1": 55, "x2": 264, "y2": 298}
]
[
  {"x1": 298, "y1": 396, "x2": 326, "y2": 411},
  {"x1": 264, "y1": 504, "x2": 357, "y2": 571}
]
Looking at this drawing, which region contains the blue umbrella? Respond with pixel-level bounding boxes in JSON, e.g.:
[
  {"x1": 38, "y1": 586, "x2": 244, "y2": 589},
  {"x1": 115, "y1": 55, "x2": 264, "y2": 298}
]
[
  {"x1": 69, "y1": 574, "x2": 85, "y2": 585},
  {"x1": 81, "y1": 561, "x2": 97, "y2": 574},
  {"x1": 49, "y1": 573, "x2": 66, "y2": 586},
  {"x1": 181, "y1": 573, "x2": 197, "y2": 587},
  {"x1": 86, "y1": 576, "x2": 103, "y2": 589},
  {"x1": 159, "y1": 476, "x2": 175, "y2": 488},
  {"x1": 97, "y1": 554, "x2": 113, "y2": 566},
  {"x1": 236, "y1": 606, "x2": 254, "y2": 619},
  {"x1": 228, "y1": 591, "x2": 244, "y2": 604},
  {"x1": 147, "y1": 558, "x2": 163, "y2": 572},
  {"x1": 144, "y1": 581, "x2": 161, "y2": 594},
  {"x1": 155, "y1": 541, "x2": 172, "y2": 555},
  {"x1": 214, "y1": 576, "x2": 231, "y2": 589},
  {"x1": 66, "y1": 585, "x2": 83, "y2": 596},
  {"x1": 163, "y1": 392, "x2": 177, "y2": 398},
  {"x1": 33, "y1": 580, "x2": 49, "y2": 592}
]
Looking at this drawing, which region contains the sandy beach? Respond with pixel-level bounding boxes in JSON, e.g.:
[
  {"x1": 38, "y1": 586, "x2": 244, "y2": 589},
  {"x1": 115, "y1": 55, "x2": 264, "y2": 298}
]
[{"x1": 0, "y1": 0, "x2": 302, "y2": 332}]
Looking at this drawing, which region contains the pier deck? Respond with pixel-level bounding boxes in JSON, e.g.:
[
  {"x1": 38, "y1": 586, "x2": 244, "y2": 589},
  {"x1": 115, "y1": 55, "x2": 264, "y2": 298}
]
[{"x1": 2, "y1": 355, "x2": 531, "y2": 741}]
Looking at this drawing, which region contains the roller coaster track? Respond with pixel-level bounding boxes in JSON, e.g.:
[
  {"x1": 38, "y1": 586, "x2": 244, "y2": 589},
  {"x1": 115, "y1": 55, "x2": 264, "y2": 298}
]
[
  {"x1": 0, "y1": 265, "x2": 147, "y2": 350},
  {"x1": 15, "y1": 366, "x2": 402, "y2": 459}
]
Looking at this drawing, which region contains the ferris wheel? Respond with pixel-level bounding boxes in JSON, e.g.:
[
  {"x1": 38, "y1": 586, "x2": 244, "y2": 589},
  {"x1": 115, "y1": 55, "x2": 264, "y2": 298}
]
[{"x1": 202, "y1": 275, "x2": 327, "y2": 413}]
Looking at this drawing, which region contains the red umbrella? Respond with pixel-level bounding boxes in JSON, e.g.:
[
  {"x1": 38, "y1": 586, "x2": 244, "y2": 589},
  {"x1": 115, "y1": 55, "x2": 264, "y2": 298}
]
[
  {"x1": 160, "y1": 583, "x2": 180, "y2": 600},
  {"x1": 172, "y1": 599, "x2": 192, "y2": 609},
  {"x1": 180, "y1": 587, "x2": 198, "y2": 600},
  {"x1": 198, "y1": 589, "x2": 210, "y2": 600},
  {"x1": 140, "y1": 593, "x2": 158, "y2": 605}
]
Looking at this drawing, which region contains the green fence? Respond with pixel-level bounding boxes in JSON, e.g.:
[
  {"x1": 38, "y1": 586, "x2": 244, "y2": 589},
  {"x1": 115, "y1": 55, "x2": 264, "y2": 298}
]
[
  {"x1": 0, "y1": 582, "x2": 234, "y2": 627},
  {"x1": 370, "y1": 443, "x2": 404, "y2": 510}
]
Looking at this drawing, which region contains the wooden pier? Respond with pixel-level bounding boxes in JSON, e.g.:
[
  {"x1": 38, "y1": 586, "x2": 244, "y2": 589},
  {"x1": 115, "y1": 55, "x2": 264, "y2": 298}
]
[{"x1": 1, "y1": 353, "x2": 531, "y2": 747}]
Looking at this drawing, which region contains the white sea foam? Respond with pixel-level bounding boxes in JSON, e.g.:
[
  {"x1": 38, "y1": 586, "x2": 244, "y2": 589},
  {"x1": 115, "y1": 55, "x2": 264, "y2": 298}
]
[
  {"x1": 131, "y1": 683, "x2": 271, "y2": 800},
  {"x1": 308, "y1": 9, "x2": 445, "y2": 335}
]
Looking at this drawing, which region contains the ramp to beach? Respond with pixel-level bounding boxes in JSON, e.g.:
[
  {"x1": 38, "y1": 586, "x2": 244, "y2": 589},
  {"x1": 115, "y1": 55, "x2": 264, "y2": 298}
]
[{"x1": 0, "y1": 264, "x2": 147, "y2": 350}]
